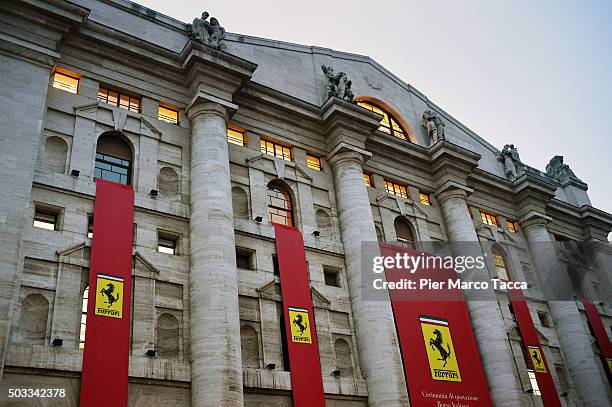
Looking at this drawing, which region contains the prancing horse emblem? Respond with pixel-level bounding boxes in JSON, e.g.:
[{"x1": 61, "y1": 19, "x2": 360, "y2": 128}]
[
  {"x1": 430, "y1": 328, "x2": 452, "y2": 367},
  {"x1": 100, "y1": 283, "x2": 120, "y2": 308},
  {"x1": 292, "y1": 313, "x2": 308, "y2": 335}
]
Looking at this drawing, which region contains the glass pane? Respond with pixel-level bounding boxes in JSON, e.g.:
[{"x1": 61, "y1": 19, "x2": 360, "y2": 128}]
[
  {"x1": 108, "y1": 91, "x2": 118, "y2": 106},
  {"x1": 53, "y1": 72, "x2": 79, "y2": 94},
  {"x1": 227, "y1": 129, "x2": 245, "y2": 146}
]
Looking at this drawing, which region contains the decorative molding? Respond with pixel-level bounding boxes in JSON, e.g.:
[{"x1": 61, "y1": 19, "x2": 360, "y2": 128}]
[
  {"x1": 273, "y1": 159, "x2": 285, "y2": 180},
  {"x1": 140, "y1": 117, "x2": 162, "y2": 138},
  {"x1": 311, "y1": 287, "x2": 331, "y2": 309},
  {"x1": 133, "y1": 251, "x2": 160, "y2": 274},
  {"x1": 294, "y1": 164, "x2": 313, "y2": 181},
  {"x1": 112, "y1": 108, "x2": 128, "y2": 132}
]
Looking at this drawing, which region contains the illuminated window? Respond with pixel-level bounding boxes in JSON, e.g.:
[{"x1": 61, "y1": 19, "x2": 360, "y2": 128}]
[
  {"x1": 507, "y1": 220, "x2": 518, "y2": 233},
  {"x1": 306, "y1": 155, "x2": 321, "y2": 171},
  {"x1": 493, "y1": 254, "x2": 509, "y2": 281},
  {"x1": 419, "y1": 192, "x2": 431, "y2": 206},
  {"x1": 80, "y1": 286, "x2": 88, "y2": 349},
  {"x1": 260, "y1": 139, "x2": 292, "y2": 161},
  {"x1": 158, "y1": 105, "x2": 178, "y2": 124},
  {"x1": 158, "y1": 234, "x2": 177, "y2": 255},
  {"x1": 98, "y1": 87, "x2": 140, "y2": 113},
  {"x1": 363, "y1": 173, "x2": 373, "y2": 187},
  {"x1": 384, "y1": 180, "x2": 408, "y2": 199},
  {"x1": 227, "y1": 128, "x2": 245, "y2": 146},
  {"x1": 527, "y1": 371, "x2": 541, "y2": 396},
  {"x1": 52, "y1": 70, "x2": 79, "y2": 94},
  {"x1": 479, "y1": 210, "x2": 499, "y2": 227},
  {"x1": 33, "y1": 208, "x2": 58, "y2": 230},
  {"x1": 267, "y1": 185, "x2": 293, "y2": 226},
  {"x1": 357, "y1": 101, "x2": 407, "y2": 140}
]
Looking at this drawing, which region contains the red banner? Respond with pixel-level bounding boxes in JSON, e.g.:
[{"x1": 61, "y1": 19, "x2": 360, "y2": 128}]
[
  {"x1": 380, "y1": 244, "x2": 492, "y2": 406},
  {"x1": 582, "y1": 299, "x2": 612, "y2": 381},
  {"x1": 274, "y1": 224, "x2": 325, "y2": 407},
  {"x1": 508, "y1": 288, "x2": 561, "y2": 406},
  {"x1": 80, "y1": 179, "x2": 134, "y2": 407}
]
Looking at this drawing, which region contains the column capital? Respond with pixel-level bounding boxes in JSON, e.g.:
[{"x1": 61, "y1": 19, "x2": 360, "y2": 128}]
[
  {"x1": 320, "y1": 97, "x2": 380, "y2": 158},
  {"x1": 428, "y1": 140, "x2": 480, "y2": 193},
  {"x1": 433, "y1": 180, "x2": 474, "y2": 204},
  {"x1": 512, "y1": 170, "x2": 557, "y2": 215},
  {"x1": 186, "y1": 96, "x2": 236, "y2": 122},
  {"x1": 518, "y1": 210, "x2": 552, "y2": 231}
]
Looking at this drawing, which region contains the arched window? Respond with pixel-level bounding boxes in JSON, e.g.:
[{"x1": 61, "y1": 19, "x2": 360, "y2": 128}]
[
  {"x1": 267, "y1": 183, "x2": 293, "y2": 226},
  {"x1": 18, "y1": 294, "x2": 49, "y2": 344},
  {"x1": 492, "y1": 246, "x2": 510, "y2": 281},
  {"x1": 240, "y1": 325, "x2": 260, "y2": 369},
  {"x1": 394, "y1": 217, "x2": 415, "y2": 249},
  {"x1": 95, "y1": 132, "x2": 133, "y2": 185},
  {"x1": 357, "y1": 101, "x2": 407, "y2": 140},
  {"x1": 156, "y1": 313, "x2": 180, "y2": 358},
  {"x1": 80, "y1": 286, "x2": 88, "y2": 349}
]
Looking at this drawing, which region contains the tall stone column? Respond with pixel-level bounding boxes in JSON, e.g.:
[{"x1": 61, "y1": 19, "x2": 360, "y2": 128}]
[
  {"x1": 436, "y1": 187, "x2": 523, "y2": 406},
  {"x1": 187, "y1": 102, "x2": 243, "y2": 407},
  {"x1": 329, "y1": 150, "x2": 409, "y2": 407},
  {"x1": 520, "y1": 215, "x2": 609, "y2": 406}
]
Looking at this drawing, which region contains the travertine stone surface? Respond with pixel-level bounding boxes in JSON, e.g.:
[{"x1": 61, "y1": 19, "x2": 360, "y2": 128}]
[
  {"x1": 329, "y1": 150, "x2": 409, "y2": 407},
  {"x1": 521, "y1": 217, "x2": 610, "y2": 406},
  {"x1": 187, "y1": 102, "x2": 243, "y2": 406},
  {"x1": 436, "y1": 188, "x2": 523, "y2": 407}
]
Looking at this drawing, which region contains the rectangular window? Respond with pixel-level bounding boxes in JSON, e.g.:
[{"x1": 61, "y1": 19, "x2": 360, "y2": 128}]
[
  {"x1": 260, "y1": 139, "x2": 292, "y2": 161},
  {"x1": 52, "y1": 70, "x2": 79, "y2": 94},
  {"x1": 158, "y1": 105, "x2": 179, "y2": 124},
  {"x1": 323, "y1": 266, "x2": 341, "y2": 287},
  {"x1": 236, "y1": 247, "x2": 255, "y2": 270},
  {"x1": 507, "y1": 220, "x2": 518, "y2": 233},
  {"x1": 33, "y1": 209, "x2": 58, "y2": 230},
  {"x1": 537, "y1": 311, "x2": 551, "y2": 328},
  {"x1": 98, "y1": 87, "x2": 140, "y2": 113},
  {"x1": 158, "y1": 233, "x2": 178, "y2": 255},
  {"x1": 87, "y1": 214, "x2": 94, "y2": 239},
  {"x1": 272, "y1": 254, "x2": 280, "y2": 276},
  {"x1": 493, "y1": 254, "x2": 509, "y2": 281},
  {"x1": 306, "y1": 155, "x2": 321, "y2": 171},
  {"x1": 419, "y1": 192, "x2": 431, "y2": 206},
  {"x1": 528, "y1": 371, "x2": 541, "y2": 396},
  {"x1": 384, "y1": 180, "x2": 408, "y2": 199},
  {"x1": 227, "y1": 128, "x2": 245, "y2": 146},
  {"x1": 363, "y1": 173, "x2": 373, "y2": 187},
  {"x1": 479, "y1": 210, "x2": 499, "y2": 227}
]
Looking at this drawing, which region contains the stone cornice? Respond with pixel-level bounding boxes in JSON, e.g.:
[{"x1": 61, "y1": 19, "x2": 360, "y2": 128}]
[
  {"x1": 428, "y1": 140, "x2": 480, "y2": 195},
  {"x1": 512, "y1": 171, "x2": 558, "y2": 218},
  {"x1": 578, "y1": 205, "x2": 612, "y2": 241}
]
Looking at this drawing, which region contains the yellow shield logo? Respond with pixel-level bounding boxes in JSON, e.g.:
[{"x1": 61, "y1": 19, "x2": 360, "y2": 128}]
[
  {"x1": 94, "y1": 274, "x2": 124, "y2": 319},
  {"x1": 420, "y1": 316, "x2": 461, "y2": 382},
  {"x1": 607, "y1": 358, "x2": 612, "y2": 375},
  {"x1": 528, "y1": 346, "x2": 546, "y2": 373},
  {"x1": 289, "y1": 307, "x2": 312, "y2": 344}
]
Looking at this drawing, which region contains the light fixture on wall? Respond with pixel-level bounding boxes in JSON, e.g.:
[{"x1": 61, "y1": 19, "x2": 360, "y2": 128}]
[
  {"x1": 265, "y1": 363, "x2": 276, "y2": 370},
  {"x1": 330, "y1": 370, "x2": 340, "y2": 376},
  {"x1": 52, "y1": 338, "x2": 63, "y2": 347},
  {"x1": 149, "y1": 189, "x2": 159, "y2": 198},
  {"x1": 70, "y1": 169, "x2": 80, "y2": 177},
  {"x1": 253, "y1": 216, "x2": 263, "y2": 223},
  {"x1": 311, "y1": 230, "x2": 320, "y2": 237},
  {"x1": 145, "y1": 349, "x2": 157, "y2": 357}
]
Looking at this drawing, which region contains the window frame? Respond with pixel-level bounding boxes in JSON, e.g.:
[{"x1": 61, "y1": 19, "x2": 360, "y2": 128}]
[
  {"x1": 419, "y1": 192, "x2": 431, "y2": 206},
  {"x1": 507, "y1": 220, "x2": 518, "y2": 233},
  {"x1": 323, "y1": 266, "x2": 342, "y2": 288},
  {"x1": 493, "y1": 254, "x2": 509, "y2": 281},
  {"x1": 260, "y1": 139, "x2": 292, "y2": 161},
  {"x1": 266, "y1": 186, "x2": 293, "y2": 227},
  {"x1": 158, "y1": 104, "x2": 179, "y2": 125},
  {"x1": 227, "y1": 127, "x2": 246, "y2": 147},
  {"x1": 479, "y1": 210, "x2": 499, "y2": 227},
  {"x1": 356, "y1": 101, "x2": 408, "y2": 140},
  {"x1": 94, "y1": 152, "x2": 131, "y2": 185},
  {"x1": 363, "y1": 173, "x2": 374, "y2": 187},
  {"x1": 306, "y1": 154, "x2": 322, "y2": 171},
  {"x1": 384, "y1": 180, "x2": 408, "y2": 199},
  {"x1": 80, "y1": 286, "x2": 88, "y2": 349},
  {"x1": 33, "y1": 205, "x2": 61, "y2": 231},
  {"x1": 97, "y1": 87, "x2": 140, "y2": 113},
  {"x1": 52, "y1": 69, "x2": 80, "y2": 94},
  {"x1": 157, "y1": 231, "x2": 179, "y2": 255}
]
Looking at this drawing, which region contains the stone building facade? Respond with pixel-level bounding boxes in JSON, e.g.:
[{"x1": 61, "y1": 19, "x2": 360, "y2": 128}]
[{"x1": 1, "y1": 0, "x2": 611, "y2": 406}]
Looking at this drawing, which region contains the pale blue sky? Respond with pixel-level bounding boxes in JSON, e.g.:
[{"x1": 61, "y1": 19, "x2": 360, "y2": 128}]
[{"x1": 140, "y1": 0, "x2": 611, "y2": 222}]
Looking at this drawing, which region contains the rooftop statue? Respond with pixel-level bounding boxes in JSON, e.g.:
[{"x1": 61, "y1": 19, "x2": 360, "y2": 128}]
[
  {"x1": 187, "y1": 12, "x2": 227, "y2": 51},
  {"x1": 321, "y1": 65, "x2": 354, "y2": 102},
  {"x1": 497, "y1": 144, "x2": 524, "y2": 182},
  {"x1": 546, "y1": 155, "x2": 579, "y2": 181},
  {"x1": 422, "y1": 110, "x2": 445, "y2": 144}
]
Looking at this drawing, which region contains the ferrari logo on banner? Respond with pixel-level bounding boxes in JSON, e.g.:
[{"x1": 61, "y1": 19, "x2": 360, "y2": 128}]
[
  {"x1": 607, "y1": 358, "x2": 612, "y2": 375},
  {"x1": 94, "y1": 274, "x2": 124, "y2": 319},
  {"x1": 420, "y1": 316, "x2": 461, "y2": 382},
  {"x1": 289, "y1": 307, "x2": 312, "y2": 344},
  {"x1": 528, "y1": 346, "x2": 546, "y2": 373}
]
